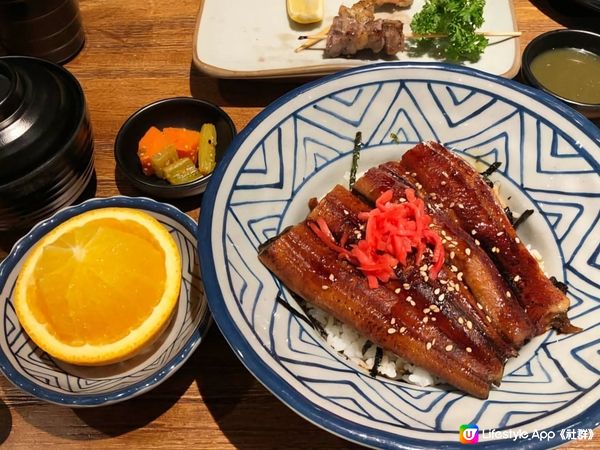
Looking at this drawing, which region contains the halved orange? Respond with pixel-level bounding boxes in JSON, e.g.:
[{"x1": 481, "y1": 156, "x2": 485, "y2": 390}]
[{"x1": 14, "y1": 207, "x2": 182, "y2": 366}]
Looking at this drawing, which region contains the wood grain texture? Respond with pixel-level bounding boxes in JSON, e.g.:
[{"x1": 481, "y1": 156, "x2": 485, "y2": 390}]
[{"x1": 0, "y1": 0, "x2": 598, "y2": 448}]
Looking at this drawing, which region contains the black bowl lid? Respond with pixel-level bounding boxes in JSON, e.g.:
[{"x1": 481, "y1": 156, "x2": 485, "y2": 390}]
[{"x1": 0, "y1": 56, "x2": 85, "y2": 183}]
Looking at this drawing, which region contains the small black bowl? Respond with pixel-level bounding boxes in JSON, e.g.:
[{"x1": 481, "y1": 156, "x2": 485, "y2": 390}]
[
  {"x1": 522, "y1": 29, "x2": 600, "y2": 119},
  {"x1": 114, "y1": 97, "x2": 236, "y2": 199}
]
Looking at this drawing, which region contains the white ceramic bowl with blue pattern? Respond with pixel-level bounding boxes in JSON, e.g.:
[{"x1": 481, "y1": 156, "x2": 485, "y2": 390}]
[
  {"x1": 198, "y1": 63, "x2": 600, "y2": 449},
  {"x1": 0, "y1": 196, "x2": 211, "y2": 407}
]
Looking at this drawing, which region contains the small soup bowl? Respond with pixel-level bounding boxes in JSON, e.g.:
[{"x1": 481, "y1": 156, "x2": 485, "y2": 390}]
[{"x1": 521, "y1": 29, "x2": 600, "y2": 119}]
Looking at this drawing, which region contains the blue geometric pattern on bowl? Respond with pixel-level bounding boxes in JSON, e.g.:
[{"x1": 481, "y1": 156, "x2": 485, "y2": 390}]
[
  {"x1": 199, "y1": 63, "x2": 600, "y2": 449},
  {"x1": 0, "y1": 196, "x2": 211, "y2": 407}
]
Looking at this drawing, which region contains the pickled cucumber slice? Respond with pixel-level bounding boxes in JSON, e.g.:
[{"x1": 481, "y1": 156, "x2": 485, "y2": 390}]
[
  {"x1": 198, "y1": 123, "x2": 217, "y2": 176},
  {"x1": 163, "y1": 157, "x2": 202, "y2": 185},
  {"x1": 150, "y1": 145, "x2": 179, "y2": 179}
]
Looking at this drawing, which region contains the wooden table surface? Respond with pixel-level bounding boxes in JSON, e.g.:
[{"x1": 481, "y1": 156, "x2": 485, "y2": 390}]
[{"x1": 1, "y1": 0, "x2": 598, "y2": 448}]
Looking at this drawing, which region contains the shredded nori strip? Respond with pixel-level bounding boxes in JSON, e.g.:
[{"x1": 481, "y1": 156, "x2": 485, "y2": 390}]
[
  {"x1": 276, "y1": 295, "x2": 315, "y2": 329},
  {"x1": 370, "y1": 347, "x2": 384, "y2": 377},
  {"x1": 550, "y1": 276, "x2": 569, "y2": 294},
  {"x1": 479, "y1": 161, "x2": 501, "y2": 188},
  {"x1": 349, "y1": 131, "x2": 363, "y2": 189},
  {"x1": 361, "y1": 340, "x2": 373, "y2": 355},
  {"x1": 504, "y1": 206, "x2": 514, "y2": 224},
  {"x1": 480, "y1": 161, "x2": 502, "y2": 177},
  {"x1": 512, "y1": 209, "x2": 534, "y2": 230}
]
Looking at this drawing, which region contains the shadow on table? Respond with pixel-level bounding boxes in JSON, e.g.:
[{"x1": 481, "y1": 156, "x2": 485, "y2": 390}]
[
  {"x1": 13, "y1": 356, "x2": 195, "y2": 440},
  {"x1": 531, "y1": 0, "x2": 600, "y2": 31},
  {"x1": 188, "y1": 63, "x2": 306, "y2": 108},
  {"x1": 0, "y1": 398, "x2": 12, "y2": 444},
  {"x1": 194, "y1": 327, "x2": 363, "y2": 449}
]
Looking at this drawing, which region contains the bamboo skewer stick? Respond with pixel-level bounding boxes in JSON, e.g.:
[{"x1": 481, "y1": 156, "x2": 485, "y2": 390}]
[
  {"x1": 295, "y1": 29, "x2": 522, "y2": 52},
  {"x1": 295, "y1": 25, "x2": 330, "y2": 53}
]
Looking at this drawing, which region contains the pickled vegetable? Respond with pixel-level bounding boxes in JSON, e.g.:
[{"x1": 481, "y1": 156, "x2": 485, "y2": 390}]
[
  {"x1": 138, "y1": 127, "x2": 174, "y2": 176},
  {"x1": 198, "y1": 123, "x2": 217, "y2": 176},
  {"x1": 163, "y1": 127, "x2": 201, "y2": 164},
  {"x1": 163, "y1": 157, "x2": 202, "y2": 185},
  {"x1": 150, "y1": 146, "x2": 179, "y2": 179}
]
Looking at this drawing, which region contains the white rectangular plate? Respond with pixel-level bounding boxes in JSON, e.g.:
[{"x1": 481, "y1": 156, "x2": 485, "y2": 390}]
[{"x1": 193, "y1": 0, "x2": 520, "y2": 79}]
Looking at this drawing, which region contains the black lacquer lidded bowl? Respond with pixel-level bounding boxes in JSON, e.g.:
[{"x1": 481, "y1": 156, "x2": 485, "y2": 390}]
[{"x1": 0, "y1": 56, "x2": 94, "y2": 231}]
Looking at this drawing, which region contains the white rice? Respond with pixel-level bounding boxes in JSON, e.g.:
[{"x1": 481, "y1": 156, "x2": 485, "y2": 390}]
[{"x1": 306, "y1": 304, "x2": 438, "y2": 387}]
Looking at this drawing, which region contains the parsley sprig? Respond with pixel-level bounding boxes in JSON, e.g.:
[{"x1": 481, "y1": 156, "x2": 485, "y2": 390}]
[{"x1": 410, "y1": 0, "x2": 488, "y2": 62}]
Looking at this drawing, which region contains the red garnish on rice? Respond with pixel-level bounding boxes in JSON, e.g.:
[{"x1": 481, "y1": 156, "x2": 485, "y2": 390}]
[{"x1": 309, "y1": 188, "x2": 445, "y2": 288}]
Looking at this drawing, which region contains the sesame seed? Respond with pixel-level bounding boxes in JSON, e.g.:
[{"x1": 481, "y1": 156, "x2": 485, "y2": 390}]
[
  {"x1": 388, "y1": 328, "x2": 397, "y2": 334},
  {"x1": 448, "y1": 286, "x2": 455, "y2": 292},
  {"x1": 394, "y1": 288, "x2": 401, "y2": 294},
  {"x1": 406, "y1": 296, "x2": 413, "y2": 302},
  {"x1": 440, "y1": 279, "x2": 447, "y2": 285},
  {"x1": 458, "y1": 317, "x2": 464, "y2": 324},
  {"x1": 466, "y1": 320, "x2": 473, "y2": 330},
  {"x1": 438, "y1": 293, "x2": 445, "y2": 301},
  {"x1": 432, "y1": 317, "x2": 437, "y2": 321},
  {"x1": 423, "y1": 316, "x2": 429, "y2": 323},
  {"x1": 458, "y1": 203, "x2": 465, "y2": 209},
  {"x1": 426, "y1": 342, "x2": 432, "y2": 350},
  {"x1": 423, "y1": 275, "x2": 429, "y2": 282},
  {"x1": 409, "y1": 300, "x2": 416, "y2": 306},
  {"x1": 466, "y1": 347, "x2": 472, "y2": 353},
  {"x1": 391, "y1": 318, "x2": 396, "y2": 325},
  {"x1": 403, "y1": 283, "x2": 410, "y2": 290},
  {"x1": 412, "y1": 172, "x2": 417, "y2": 177},
  {"x1": 431, "y1": 305, "x2": 440, "y2": 312},
  {"x1": 423, "y1": 308, "x2": 431, "y2": 314},
  {"x1": 471, "y1": 230, "x2": 477, "y2": 235},
  {"x1": 486, "y1": 315, "x2": 492, "y2": 323},
  {"x1": 441, "y1": 181, "x2": 447, "y2": 185},
  {"x1": 432, "y1": 338, "x2": 436, "y2": 345},
  {"x1": 457, "y1": 272, "x2": 463, "y2": 281},
  {"x1": 343, "y1": 209, "x2": 349, "y2": 215},
  {"x1": 434, "y1": 288, "x2": 440, "y2": 295},
  {"x1": 420, "y1": 264, "x2": 428, "y2": 272},
  {"x1": 515, "y1": 237, "x2": 521, "y2": 244},
  {"x1": 322, "y1": 285, "x2": 329, "y2": 290},
  {"x1": 416, "y1": 182, "x2": 423, "y2": 189},
  {"x1": 451, "y1": 265, "x2": 458, "y2": 272},
  {"x1": 506, "y1": 291, "x2": 512, "y2": 298},
  {"x1": 442, "y1": 239, "x2": 448, "y2": 244},
  {"x1": 449, "y1": 202, "x2": 455, "y2": 208},
  {"x1": 400, "y1": 327, "x2": 406, "y2": 333},
  {"x1": 450, "y1": 251, "x2": 455, "y2": 259},
  {"x1": 475, "y1": 239, "x2": 481, "y2": 246},
  {"x1": 329, "y1": 273, "x2": 335, "y2": 281},
  {"x1": 465, "y1": 248, "x2": 471, "y2": 256},
  {"x1": 497, "y1": 231, "x2": 504, "y2": 236},
  {"x1": 445, "y1": 345, "x2": 453, "y2": 352},
  {"x1": 514, "y1": 275, "x2": 521, "y2": 282},
  {"x1": 477, "y1": 302, "x2": 483, "y2": 310}
]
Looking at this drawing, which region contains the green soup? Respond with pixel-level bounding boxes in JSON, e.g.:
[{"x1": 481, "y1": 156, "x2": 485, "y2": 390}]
[{"x1": 530, "y1": 47, "x2": 600, "y2": 104}]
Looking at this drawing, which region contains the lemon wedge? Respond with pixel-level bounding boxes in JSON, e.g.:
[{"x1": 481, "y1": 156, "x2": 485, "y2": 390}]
[{"x1": 287, "y1": 0, "x2": 323, "y2": 24}]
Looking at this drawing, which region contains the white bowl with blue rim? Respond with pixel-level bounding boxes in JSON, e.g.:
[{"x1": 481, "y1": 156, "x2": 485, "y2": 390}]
[
  {"x1": 0, "y1": 196, "x2": 211, "y2": 407},
  {"x1": 198, "y1": 62, "x2": 600, "y2": 449}
]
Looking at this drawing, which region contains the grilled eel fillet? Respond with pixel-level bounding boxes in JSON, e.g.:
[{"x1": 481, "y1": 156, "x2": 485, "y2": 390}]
[
  {"x1": 400, "y1": 142, "x2": 580, "y2": 335},
  {"x1": 259, "y1": 184, "x2": 513, "y2": 398},
  {"x1": 353, "y1": 162, "x2": 535, "y2": 349}
]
